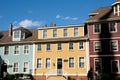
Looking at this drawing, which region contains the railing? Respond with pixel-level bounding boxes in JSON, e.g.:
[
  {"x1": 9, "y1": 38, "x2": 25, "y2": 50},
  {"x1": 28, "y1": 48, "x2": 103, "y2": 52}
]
[{"x1": 46, "y1": 69, "x2": 68, "y2": 79}]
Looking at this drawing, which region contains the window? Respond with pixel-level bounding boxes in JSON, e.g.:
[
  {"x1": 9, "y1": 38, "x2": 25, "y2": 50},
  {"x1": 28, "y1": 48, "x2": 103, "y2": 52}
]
[
  {"x1": 79, "y1": 41, "x2": 84, "y2": 50},
  {"x1": 46, "y1": 58, "x2": 51, "y2": 69},
  {"x1": 4, "y1": 46, "x2": 9, "y2": 55},
  {"x1": 79, "y1": 57, "x2": 84, "y2": 68},
  {"x1": 57, "y1": 43, "x2": 62, "y2": 50},
  {"x1": 74, "y1": 27, "x2": 78, "y2": 37},
  {"x1": 63, "y1": 28, "x2": 67, "y2": 37},
  {"x1": 69, "y1": 57, "x2": 74, "y2": 68},
  {"x1": 37, "y1": 58, "x2": 42, "y2": 68},
  {"x1": 38, "y1": 44, "x2": 42, "y2": 51},
  {"x1": 13, "y1": 62, "x2": 18, "y2": 72},
  {"x1": 14, "y1": 31, "x2": 20, "y2": 38},
  {"x1": 69, "y1": 42, "x2": 73, "y2": 50},
  {"x1": 94, "y1": 41, "x2": 101, "y2": 52},
  {"x1": 53, "y1": 29, "x2": 57, "y2": 38},
  {"x1": 94, "y1": 24, "x2": 101, "y2": 33},
  {"x1": 109, "y1": 22, "x2": 117, "y2": 32},
  {"x1": 111, "y1": 60, "x2": 119, "y2": 73},
  {"x1": 110, "y1": 41, "x2": 118, "y2": 51},
  {"x1": 95, "y1": 59, "x2": 102, "y2": 73},
  {"x1": 43, "y1": 30, "x2": 47, "y2": 38},
  {"x1": 14, "y1": 45, "x2": 19, "y2": 54},
  {"x1": 46, "y1": 43, "x2": 51, "y2": 51},
  {"x1": 23, "y1": 62, "x2": 28, "y2": 72},
  {"x1": 24, "y1": 45, "x2": 29, "y2": 54}
]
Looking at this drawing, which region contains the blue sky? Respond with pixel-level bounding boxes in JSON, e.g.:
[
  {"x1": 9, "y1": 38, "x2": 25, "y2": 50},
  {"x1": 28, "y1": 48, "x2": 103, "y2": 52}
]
[{"x1": 0, "y1": 0, "x2": 115, "y2": 31}]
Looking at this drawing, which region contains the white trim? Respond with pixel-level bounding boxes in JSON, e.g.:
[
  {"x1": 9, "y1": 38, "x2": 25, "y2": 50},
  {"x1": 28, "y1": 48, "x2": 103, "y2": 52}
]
[
  {"x1": 34, "y1": 73, "x2": 87, "y2": 76},
  {"x1": 90, "y1": 54, "x2": 120, "y2": 57},
  {"x1": 90, "y1": 37, "x2": 120, "y2": 40},
  {"x1": 86, "y1": 40, "x2": 90, "y2": 71},
  {"x1": 109, "y1": 22, "x2": 117, "y2": 33},
  {"x1": 32, "y1": 43, "x2": 35, "y2": 75},
  {"x1": 93, "y1": 41, "x2": 102, "y2": 52},
  {"x1": 45, "y1": 58, "x2": 51, "y2": 69},
  {"x1": 93, "y1": 23, "x2": 101, "y2": 34},
  {"x1": 110, "y1": 40, "x2": 118, "y2": 52}
]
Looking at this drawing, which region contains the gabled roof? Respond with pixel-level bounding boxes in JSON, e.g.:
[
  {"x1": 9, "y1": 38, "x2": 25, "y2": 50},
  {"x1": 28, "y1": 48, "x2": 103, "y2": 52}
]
[
  {"x1": 0, "y1": 27, "x2": 38, "y2": 45},
  {"x1": 85, "y1": 6, "x2": 120, "y2": 23},
  {"x1": 14, "y1": 27, "x2": 32, "y2": 34},
  {"x1": 85, "y1": 5, "x2": 120, "y2": 23}
]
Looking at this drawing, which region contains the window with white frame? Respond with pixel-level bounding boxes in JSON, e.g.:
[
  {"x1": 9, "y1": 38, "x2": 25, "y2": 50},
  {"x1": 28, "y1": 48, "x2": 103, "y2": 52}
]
[
  {"x1": 79, "y1": 41, "x2": 84, "y2": 50},
  {"x1": 79, "y1": 57, "x2": 84, "y2": 68},
  {"x1": 94, "y1": 24, "x2": 101, "y2": 33},
  {"x1": 63, "y1": 28, "x2": 67, "y2": 37},
  {"x1": 37, "y1": 58, "x2": 42, "y2": 68},
  {"x1": 57, "y1": 43, "x2": 62, "y2": 50},
  {"x1": 94, "y1": 41, "x2": 101, "y2": 52},
  {"x1": 43, "y1": 30, "x2": 47, "y2": 38},
  {"x1": 14, "y1": 45, "x2": 19, "y2": 54},
  {"x1": 53, "y1": 29, "x2": 57, "y2": 38},
  {"x1": 23, "y1": 62, "x2": 28, "y2": 72},
  {"x1": 4, "y1": 46, "x2": 9, "y2": 55},
  {"x1": 46, "y1": 58, "x2": 51, "y2": 69},
  {"x1": 13, "y1": 62, "x2": 18, "y2": 72},
  {"x1": 37, "y1": 43, "x2": 42, "y2": 51},
  {"x1": 14, "y1": 31, "x2": 20, "y2": 38},
  {"x1": 69, "y1": 57, "x2": 74, "y2": 68},
  {"x1": 24, "y1": 45, "x2": 29, "y2": 54},
  {"x1": 46, "y1": 43, "x2": 51, "y2": 51},
  {"x1": 110, "y1": 40, "x2": 118, "y2": 51},
  {"x1": 69, "y1": 42, "x2": 73, "y2": 50},
  {"x1": 74, "y1": 27, "x2": 78, "y2": 37},
  {"x1": 109, "y1": 22, "x2": 117, "y2": 32},
  {"x1": 111, "y1": 60, "x2": 119, "y2": 73}
]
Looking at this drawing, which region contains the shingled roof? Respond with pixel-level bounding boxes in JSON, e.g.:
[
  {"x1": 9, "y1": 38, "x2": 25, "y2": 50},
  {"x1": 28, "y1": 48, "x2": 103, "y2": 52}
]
[
  {"x1": 0, "y1": 27, "x2": 38, "y2": 45},
  {"x1": 85, "y1": 0, "x2": 120, "y2": 23}
]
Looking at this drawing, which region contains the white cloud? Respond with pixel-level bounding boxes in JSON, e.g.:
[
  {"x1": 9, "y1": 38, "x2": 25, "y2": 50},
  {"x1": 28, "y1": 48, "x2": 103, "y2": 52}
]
[
  {"x1": 56, "y1": 14, "x2": 61, "y2": 19},
  {"x1": 13, "y1": 19, "x2": 42, "y2": 28},
  {"x1": 56, "y1": 14, "x2": 78, "y2": 21}
]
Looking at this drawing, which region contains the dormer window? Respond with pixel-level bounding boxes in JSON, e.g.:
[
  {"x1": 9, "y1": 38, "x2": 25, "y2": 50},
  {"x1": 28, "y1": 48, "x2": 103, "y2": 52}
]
[
  {"x1": 13, "y1": 27, "x2": 32, "y2": 41},
  {"x1": 112, "y1": 1, "x2": 120, "y2": 16}
]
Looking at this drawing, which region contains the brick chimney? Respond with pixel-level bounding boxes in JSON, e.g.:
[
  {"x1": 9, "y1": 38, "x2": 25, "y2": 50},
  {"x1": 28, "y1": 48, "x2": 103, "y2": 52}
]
[
  {"x1": 9, "y1": 24, "x2": 13, "y2": 36},
  {"x1": 50, "y1": 23, "x2": 56, "y2": 27},
  {"x1": 43, "y1": 24, "x2": 47, "y2": 28}
]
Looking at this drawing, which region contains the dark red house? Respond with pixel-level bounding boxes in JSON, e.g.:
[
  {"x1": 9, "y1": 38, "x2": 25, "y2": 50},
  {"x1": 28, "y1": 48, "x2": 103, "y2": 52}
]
[{"x1": 85, "y1": 0, "x2": 120, "y2": 79}]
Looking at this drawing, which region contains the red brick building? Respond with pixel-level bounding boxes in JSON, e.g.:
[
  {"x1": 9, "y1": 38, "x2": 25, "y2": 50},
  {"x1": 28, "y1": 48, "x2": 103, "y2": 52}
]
[{"x1": 85, "y1": 0, "x2": 120, "y2": 79}]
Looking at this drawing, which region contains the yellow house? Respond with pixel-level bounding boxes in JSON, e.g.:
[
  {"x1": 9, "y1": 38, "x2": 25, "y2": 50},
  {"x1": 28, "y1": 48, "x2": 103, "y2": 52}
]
[{"x1": 34, "y1": 24, "x2": 89, "y2": 80}]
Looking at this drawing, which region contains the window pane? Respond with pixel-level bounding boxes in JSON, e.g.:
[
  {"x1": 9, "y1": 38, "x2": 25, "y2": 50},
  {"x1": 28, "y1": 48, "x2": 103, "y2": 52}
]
[
  {"x1": 94, "y1": 42, "x2": 101, "y2": 52},
  {"x1": 14, "y1": 45, "x2": 19, "y2": 54},
  {"x1": 109, "y1": 22, "x2": 116, "y2": 32},
  {"x1": 74, "y1": 27, "x2": 78, "y2": 37},
  {"x1": 46, "y1": 58, "x2": 50, "y2": 69},
  {"x1": 46, "y1": 43, "x2": 51, "y2": 51},
  {"x1": 79, "y1": 57, "x2": 84, "y2": 68},
  {"x1": 4, "y1": 46, "x2": 9, "y2": 55},
  {"x1": 57, "y1": 43, "x2": 62, "y2": 50},
  {"x1": 53, "y1": 29, "x2": 57, "y2": 38},
  {"x1": 69, "y1": 57, "x2": 74, "y2": 68},
  {"x1": 94, "y1": 24, "x2": 101, "y2": 33},
  {"x1": 24, "y1": 45, "x2": 29, "y2": 54},
  {"x1": 69, "y1": 42, "x2": 73, "y2": 50},
  {"x1": 38, "y1": 44, "x2": 42, "y2": 51},
  {"x1": 37, "y1": 58, "x2": 42, "y2": 68},
  {"x1": 63, "y1": 28, "x2": 67, "y2": 37},
  {"x1": 79, "y1": 41, "x2": 84, "y2": 50},
  {"x1": 43, "y1": 30, "x2": 47, "y2": 38}
]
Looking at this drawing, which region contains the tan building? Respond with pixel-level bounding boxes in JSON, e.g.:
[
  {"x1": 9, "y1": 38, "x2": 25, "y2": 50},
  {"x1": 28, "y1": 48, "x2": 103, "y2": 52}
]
[{"x1": 34, "y1": 24, "x2": 89, "y2": 80}]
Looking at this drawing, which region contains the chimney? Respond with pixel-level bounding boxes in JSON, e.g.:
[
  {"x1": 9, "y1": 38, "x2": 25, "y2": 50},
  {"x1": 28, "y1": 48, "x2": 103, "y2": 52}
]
[
  {"x1": 43, "y1": 24, "x2": 47, "y2": 28},
  {"x1": 9, "y1": 24, "x2": 13, "y2": 36},
  {"x1": 50, "y1": 23, "x2": 56, "y2": 27}
]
